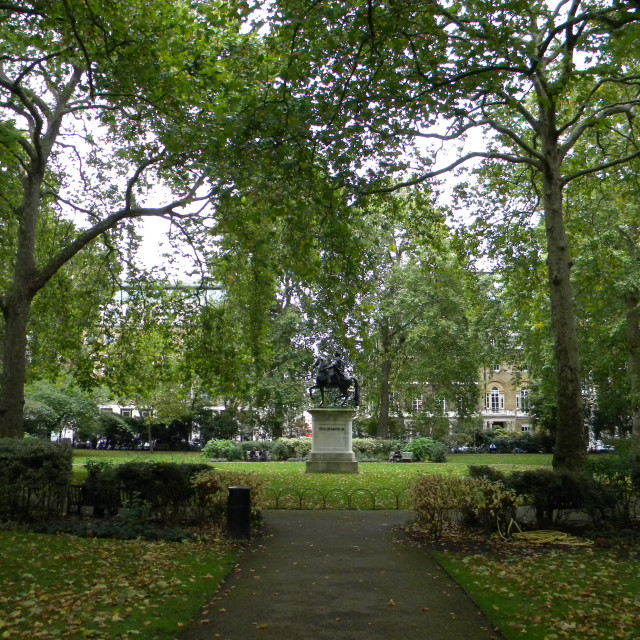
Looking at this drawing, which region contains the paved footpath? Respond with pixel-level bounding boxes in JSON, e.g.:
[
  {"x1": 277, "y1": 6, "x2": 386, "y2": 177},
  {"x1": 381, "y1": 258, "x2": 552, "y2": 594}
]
[{"x1": 180, "y1": 510, "x2": 503, "y2": 640}]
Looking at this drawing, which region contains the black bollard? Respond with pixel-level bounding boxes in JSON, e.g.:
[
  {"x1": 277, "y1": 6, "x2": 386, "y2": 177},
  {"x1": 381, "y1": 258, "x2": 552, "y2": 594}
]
[{"x1": 227, "y1": 486, "x2": 251, "y2": 539}]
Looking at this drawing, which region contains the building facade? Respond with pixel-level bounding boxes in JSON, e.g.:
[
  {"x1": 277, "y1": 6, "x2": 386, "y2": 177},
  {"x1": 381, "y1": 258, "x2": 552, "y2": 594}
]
[{"x1": 479, "y1": 364, "x2": 532, "y2": 433}]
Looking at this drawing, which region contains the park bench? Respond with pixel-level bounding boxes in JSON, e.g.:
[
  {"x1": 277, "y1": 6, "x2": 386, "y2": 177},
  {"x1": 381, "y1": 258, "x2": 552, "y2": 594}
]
[{"x1": 389, "y1": 451, "x2": 413, "y2": 463}]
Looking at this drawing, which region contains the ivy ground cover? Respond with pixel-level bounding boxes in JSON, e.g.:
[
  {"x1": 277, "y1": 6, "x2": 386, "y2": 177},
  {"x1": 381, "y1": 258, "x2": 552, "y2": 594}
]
[{"x1": 0, "y1": 531, "x2": 237, "y2": 640}]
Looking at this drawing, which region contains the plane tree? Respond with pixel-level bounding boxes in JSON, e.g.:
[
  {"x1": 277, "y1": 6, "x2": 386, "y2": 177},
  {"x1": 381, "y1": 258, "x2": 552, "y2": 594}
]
[
  {"x1": 0, "y1": 0, "x2": 265, "y2": 437},
  {"x1": 269, "y1": 0, "x2": 640, "y2": 470}
]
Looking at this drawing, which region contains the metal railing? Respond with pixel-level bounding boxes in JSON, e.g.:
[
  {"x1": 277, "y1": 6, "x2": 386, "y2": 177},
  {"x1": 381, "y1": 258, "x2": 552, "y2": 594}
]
[{"x1": 265, "y1": 486, "x2": 406, "y2": 510}]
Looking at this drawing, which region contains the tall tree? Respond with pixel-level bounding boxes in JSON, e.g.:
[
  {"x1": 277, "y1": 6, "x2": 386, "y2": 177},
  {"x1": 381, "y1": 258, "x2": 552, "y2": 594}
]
[
  {"x1": 0, "y1": 0, "x2": 263, "y2": 437},
  {"x1": 271, "y1": 0, "x2": 640, "y2": 469}
]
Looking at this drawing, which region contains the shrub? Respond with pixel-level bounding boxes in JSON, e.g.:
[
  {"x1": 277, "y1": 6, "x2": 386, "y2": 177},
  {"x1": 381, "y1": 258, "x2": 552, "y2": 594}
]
[
  {"x1": 271, "y1": 440, "x2": 291, "y2": 460},
  {"x1": 408, "y1": 475, "x2": 519, "y2": 539},
  {"x1": 461, "y1": 478, "x2": 520, "y2": 531},
  {"x1": 405, "y1": 437, "x2": 445, "y2": 462},
  {"x1": 588, "y1": 451, "x2": 639, "y2": 523},
  {"x1": 430, "y1": 442, "x2": 448, "y2": 463},
  {"x1": 202, "y1": 439, "x2": 243, "y2": 461},
  {"x1": 0, "y1": 438, "x2": 72, "y2": 521},
  {"x1": 113, "y1": 462, "x2": 211, "y2": 522},
  {"x1": 192, "y1": 468, "x2": 267, "y2": 526},
  {"x1": 507, "y1": 469, "x2": 605, "y2": 527},
  {"x1": 82, "y1": 460, "x2": 119, "y2": 517},
  {"x1": 468, "y1": 465, "x2": 508, "y2": 483},
  {"x1": 274, "y1": 437, "x2": 311, "y2": 459},
  {"x1": 407, "y1": 475, "x2": 469, "y2": 540},
  {"x1": 352, "y1": 438, "x2": 405, "y2": 460}
]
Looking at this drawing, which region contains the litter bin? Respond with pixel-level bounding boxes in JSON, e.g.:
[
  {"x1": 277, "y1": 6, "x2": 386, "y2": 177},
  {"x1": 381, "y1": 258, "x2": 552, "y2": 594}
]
[{"x1": 227, "y1": 486, "x2": 251, "y2": 539}]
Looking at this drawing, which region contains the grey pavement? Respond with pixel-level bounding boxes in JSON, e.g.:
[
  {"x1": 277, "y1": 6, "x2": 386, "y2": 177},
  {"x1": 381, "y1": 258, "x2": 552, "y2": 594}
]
[{"x1": 180, "y1": 510, "x2": 503, "y2": 640}]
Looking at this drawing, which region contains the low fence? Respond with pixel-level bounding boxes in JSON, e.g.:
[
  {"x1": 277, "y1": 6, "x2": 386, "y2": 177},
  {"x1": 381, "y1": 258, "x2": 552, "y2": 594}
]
[{"x1": 265, "y1": 486, "x2": 407, "y2": 510}]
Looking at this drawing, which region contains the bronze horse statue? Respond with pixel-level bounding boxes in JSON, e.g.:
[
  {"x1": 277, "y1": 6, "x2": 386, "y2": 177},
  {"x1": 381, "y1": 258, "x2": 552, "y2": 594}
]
[{"x1": 309, "y1": 356, "x2": 359, "y2": 406}]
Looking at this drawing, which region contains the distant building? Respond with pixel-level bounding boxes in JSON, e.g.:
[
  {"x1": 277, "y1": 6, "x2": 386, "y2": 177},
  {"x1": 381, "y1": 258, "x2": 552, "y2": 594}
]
[
  {"x1": 398, "y1": 363, "x2": 532, "y2": 436},
  {"x1": 479, "y1": 364, "x2": 532, "y2": 433}
]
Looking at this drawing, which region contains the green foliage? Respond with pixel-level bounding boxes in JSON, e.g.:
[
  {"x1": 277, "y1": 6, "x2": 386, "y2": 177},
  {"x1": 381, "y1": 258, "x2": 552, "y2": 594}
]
[
  {"x1": 270, "y1": 440, "x2": 291, "y2": 461},
  {"x1": 587, "y1": 450, "x2": 640, "y2": 523},
  {"x1": 192, "y1": 468, "x2": 267, "y2": 515},
  {"x1": 23, "y1": 380, "x2": 103, "y2": 441},
  {"x1": 405, "y1": 437, "x2": 447, "y2": 462},
  {"x1": 507, "y1": 469, "x2": 605, "y2": 527},
  {"x1": 352, "y1": 438, "x2": 405, "y2": 460},
  {"x1": 270, "y1": 437, "x2": 312, "y2": 460},
  {"x1": 0, "y1": 439, "x2": 72, "y2": 521},
  {"x1": 201, "y1": 439, "x2": 243, "y2": 461}
]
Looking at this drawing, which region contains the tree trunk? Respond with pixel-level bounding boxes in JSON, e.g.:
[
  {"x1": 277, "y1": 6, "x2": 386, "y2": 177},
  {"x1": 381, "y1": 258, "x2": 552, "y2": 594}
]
[
  {"x1": 541, "y1": 141, "x2": 587, "y2": 471},
  {"x1": 0, "y1": 296, "x2": 32, "y2": 438},
  {"x1": 377, "y1": 358, "x2": 392, "y2": 439},
  {"x1": 625, "y1": 294, "x2": 640, "y2": 454},
  {"x1": 0, "y1": 155, "x2": 45, "y2": 438}
]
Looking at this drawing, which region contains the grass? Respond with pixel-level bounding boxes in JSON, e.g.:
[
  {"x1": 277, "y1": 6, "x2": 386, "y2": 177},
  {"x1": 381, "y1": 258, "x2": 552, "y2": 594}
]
[
  {"x1": 70, "y1": 451, "x2": 552, "y2": 507},
  {"x1": 10, "y1": 449, "x2": 630, "y2": 640},
  {"x1": 0, "y1": 530, "x2": 238, "y2": 640},
  {"x1": 436, "y1": 547, "x2": 640, "y2": 640}
]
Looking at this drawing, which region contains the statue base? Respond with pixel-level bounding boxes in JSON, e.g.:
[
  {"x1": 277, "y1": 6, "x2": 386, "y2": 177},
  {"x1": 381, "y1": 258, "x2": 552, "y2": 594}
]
[{"x1": 305, "y1": 408, "x2": 359, "y2": 474}]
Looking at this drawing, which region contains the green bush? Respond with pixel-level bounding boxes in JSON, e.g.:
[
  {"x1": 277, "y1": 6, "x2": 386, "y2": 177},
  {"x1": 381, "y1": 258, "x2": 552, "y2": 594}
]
[
  {"x1": 468, "y1": 465, "x2": 508, "y2": 483},
  {"x1": 405, "y1": 437, "x2": 443, "y2": 462},
  {"x1": 430, "y1": 442, "x2": 448, "y2": 463},
  {"x1": 461, "y1": 478, "x2": 520, "y2": 531},
  {"x1": 192, "y1": 468, "x2": 267, "y2": 526},
  {"x1": 0, "y1": 438, "x2": 72, "y2": 521},
  {"x1": 507, "y1": 469, "x2": 605, "y2": 527},
  {"x1": 113, "y1": 462, "x2": 211, "y2": 522},
  {"x1": 202, "y1": 439, "x2": 243, "y2": 461},
  {"x1": 352, "y1": 438, "x2": 404, "y2": 460},
  {"x1": 270, "y1": 440, "x2": 291, "y2": 460},
  {"x1": 274, "y1": 438, "x2": 311, "y2": 459},
  {"x1": 588, "y1": 451, "x2": 639, "y2": 523}
]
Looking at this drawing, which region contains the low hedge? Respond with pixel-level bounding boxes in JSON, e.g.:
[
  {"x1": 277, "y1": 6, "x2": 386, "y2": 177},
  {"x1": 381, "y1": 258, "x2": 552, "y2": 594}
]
[{"x1": 0, "y1": 438, "x2": 72, "y2": 521}]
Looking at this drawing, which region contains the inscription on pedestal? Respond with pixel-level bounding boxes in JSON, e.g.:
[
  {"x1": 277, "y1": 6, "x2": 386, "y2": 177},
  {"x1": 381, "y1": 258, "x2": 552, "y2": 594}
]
[{"x1": 306, "y1": 408, "x2": 359, "y2": 474}]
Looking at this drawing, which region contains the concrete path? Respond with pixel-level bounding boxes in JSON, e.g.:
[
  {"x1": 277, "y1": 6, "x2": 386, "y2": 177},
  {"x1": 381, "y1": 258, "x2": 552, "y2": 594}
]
[{"x1": 181, "y1": 510, "x2": 503, "y2": 640}]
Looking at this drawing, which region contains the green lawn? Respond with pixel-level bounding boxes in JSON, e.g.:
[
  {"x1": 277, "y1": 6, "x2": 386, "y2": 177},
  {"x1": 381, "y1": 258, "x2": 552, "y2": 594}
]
[
  {"x1": 71, "y1": 451, "x2": 552, "y2": 508},
  {"x1": 437, "y1": 547, "x2": 640, "y2": 640}
]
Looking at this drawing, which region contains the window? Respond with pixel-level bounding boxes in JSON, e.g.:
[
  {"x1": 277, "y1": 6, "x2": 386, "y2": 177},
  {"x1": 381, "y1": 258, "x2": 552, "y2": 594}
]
[
  {"x1": 492, "y1": 364, "x2": 501, "y2": 372},
  {"x1": 485, "y1": 387, "x2": 504, "y2": 412},
  {"x1": 516, "y1": 389, "x2": 530, "y2": 412},
  {"x1": 121, "y1": 408, "x2": 133, "y2": 418},
  {"x1": 521, "y1": 423, "x2": 532, "y2": 432},
  {"x1": 412, "y1": 397, "x2": 424, "y2": 412},
  {"x1": 100, "y1": 407, "x2": 113, "y2": 414}
]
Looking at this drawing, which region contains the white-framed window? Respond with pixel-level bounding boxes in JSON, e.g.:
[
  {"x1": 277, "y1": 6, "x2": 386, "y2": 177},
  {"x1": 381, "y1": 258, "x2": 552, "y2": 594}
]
[
  {"x1": 521, "y1": 423, "x2": 532, "y2": 432},
  {"x1": 121, "y1": 408, "x2": 133, "y2": 418},
  {"x1": 516, "y1": 389, "x2": 530, "y2": 412},
  {"x1": 485, "y1": 387, "x2": 504, "y2": 412},
  {"x1": 140, "y1": 410, "x2": 152, "y2": 419},
  {"x1": 492, "y1": 364, "x2": 501, "y2": 372},
  {"x1": 100, "y1": 407, "x2": 114, "y2": 414},
  {"x1": 412, "y1": 397, "x2": 424, "y2": 412}
]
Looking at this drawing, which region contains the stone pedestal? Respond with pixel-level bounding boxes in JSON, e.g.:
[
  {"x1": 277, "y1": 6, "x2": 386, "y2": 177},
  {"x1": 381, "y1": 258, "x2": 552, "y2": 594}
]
[{"x1": 306, "y1": 408, "x2": 359, "y2": 474}]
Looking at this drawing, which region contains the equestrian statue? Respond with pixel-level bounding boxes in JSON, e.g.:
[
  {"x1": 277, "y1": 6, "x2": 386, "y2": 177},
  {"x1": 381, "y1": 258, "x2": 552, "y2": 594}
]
[{"x1": 309, "y1": 352, "x2": 359, "y2": 407}]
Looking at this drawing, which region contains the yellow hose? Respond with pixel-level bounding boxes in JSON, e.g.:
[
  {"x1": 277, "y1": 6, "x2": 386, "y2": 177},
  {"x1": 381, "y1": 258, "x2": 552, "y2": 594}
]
[{"x1": 497, "y1": 518, "x2": 593, "y2": 546}]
